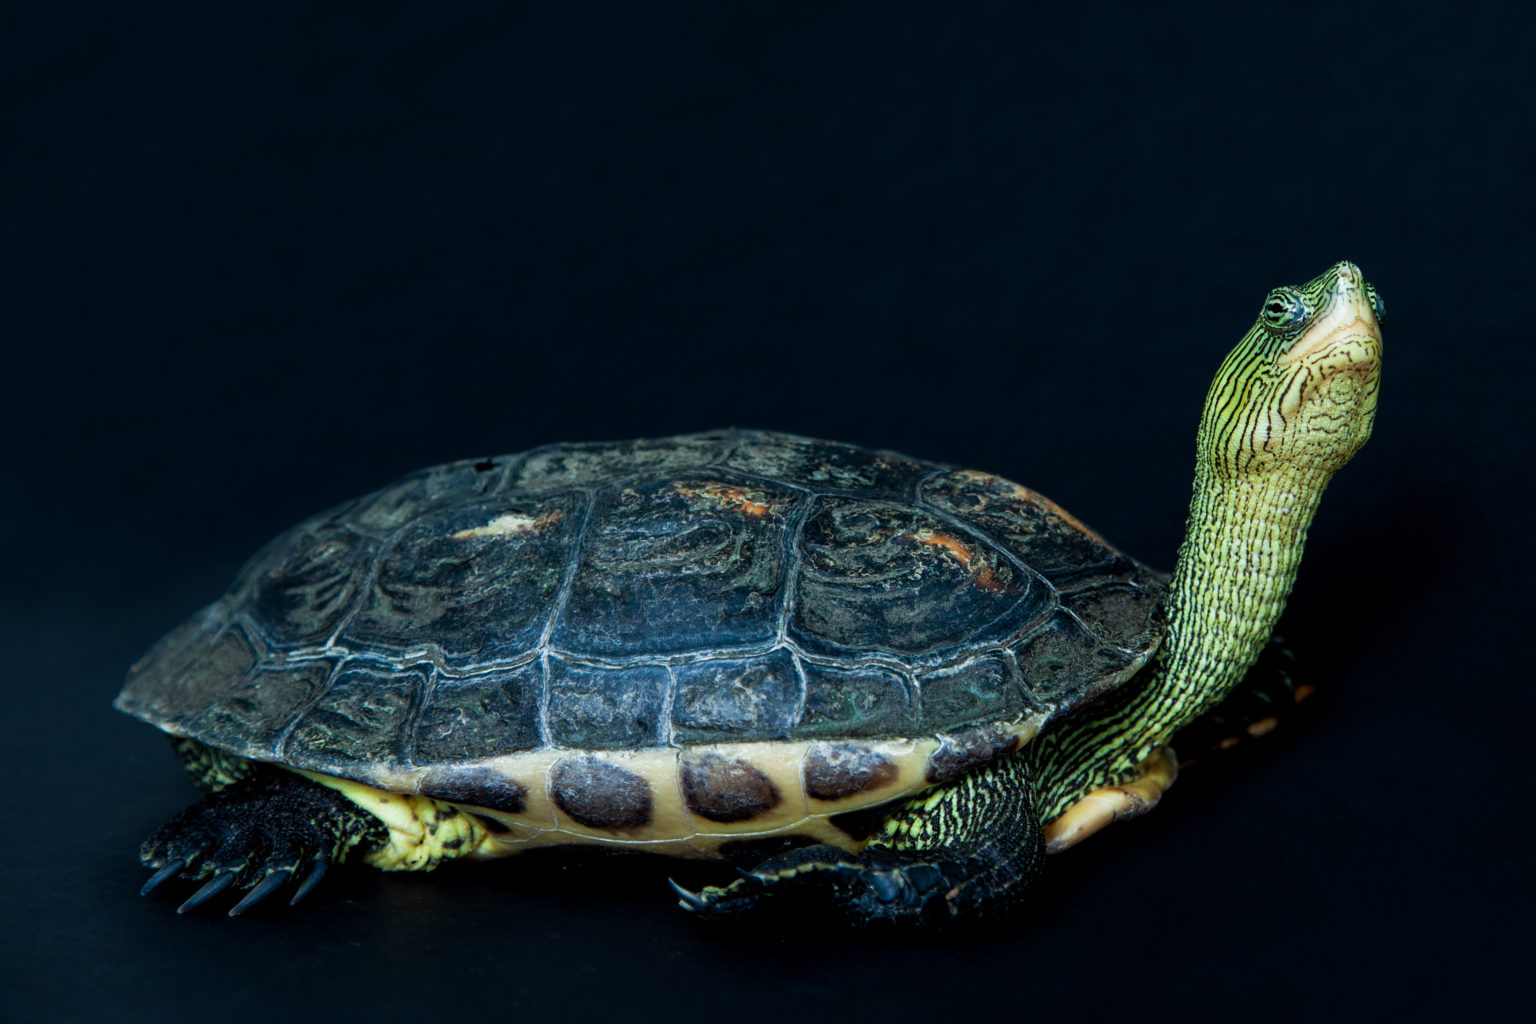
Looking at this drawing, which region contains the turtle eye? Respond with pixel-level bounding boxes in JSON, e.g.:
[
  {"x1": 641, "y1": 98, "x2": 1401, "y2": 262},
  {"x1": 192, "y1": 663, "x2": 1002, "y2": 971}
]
[
  {"x1": 1260, "y1": 288, "x2": 1309, "y2": 330},
  {"x1": 1365, "y1": 283, "x2": 1386, "y2": 324}
]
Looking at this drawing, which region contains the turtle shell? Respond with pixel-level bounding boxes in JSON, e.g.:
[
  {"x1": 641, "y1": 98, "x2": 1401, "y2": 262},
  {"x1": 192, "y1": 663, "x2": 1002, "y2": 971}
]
[{"x1": 117, "y1": 430, "x2": 1165, "y2": 848}]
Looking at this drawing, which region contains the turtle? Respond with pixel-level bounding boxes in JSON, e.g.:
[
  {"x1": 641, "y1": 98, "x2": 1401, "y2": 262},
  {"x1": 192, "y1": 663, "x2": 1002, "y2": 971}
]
[{"x1": 117, "y1": 261, "x2": 1384, "y2": 924}]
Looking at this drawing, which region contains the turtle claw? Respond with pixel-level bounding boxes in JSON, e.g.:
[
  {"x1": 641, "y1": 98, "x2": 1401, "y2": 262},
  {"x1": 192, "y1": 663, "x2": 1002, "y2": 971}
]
[
  {"x1": 289, "y1": 856, "x2": 328, "y2": 906},
  {"x1": 733, "y1": 867, "x2": 769, "y2": 888},
  {"x1": 228, "y1": 869, "x2": 292, "y2": 917},
  {"x1": 177, "y1": 871, "x2": 236, "y2": 914},
  {"x1": 140, "y1": 858, "x2": 186, "y2": 896},
  {"x1": 135, "y1": 770, "x2": 385, "y2": 916},
  {"x1": 667, "y1": 878, "x2": 710, "y2": 912},
  {"x1": 665, "y1": 872, "x2": 781, "y2": 918}
]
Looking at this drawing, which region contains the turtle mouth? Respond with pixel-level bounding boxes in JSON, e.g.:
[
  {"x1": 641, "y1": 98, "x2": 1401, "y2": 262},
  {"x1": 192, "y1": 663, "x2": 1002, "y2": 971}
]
[
  {"x1": 1278, "y1": 264, "x2": 1384, "y2": 375},
  {"x1": 1275, "y1": 282, "x2": 1383, "y2": 426}
]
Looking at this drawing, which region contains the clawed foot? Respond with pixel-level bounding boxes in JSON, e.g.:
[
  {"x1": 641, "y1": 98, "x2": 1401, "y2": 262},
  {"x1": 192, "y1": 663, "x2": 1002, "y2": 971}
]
[
  {"x1": 138, "y1": 769, "x2": 383, "y2": 916},
  {"x1": 669, "y1": 845, "x2": 981, "y2": 927},
  {"x1": 139, "y1": 849, "x2": 329, "y2": 915}
]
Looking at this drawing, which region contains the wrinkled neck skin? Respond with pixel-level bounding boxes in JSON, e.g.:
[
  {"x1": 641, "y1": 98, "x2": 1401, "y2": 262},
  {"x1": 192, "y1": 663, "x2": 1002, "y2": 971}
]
[
  {"x1": 1031, "y1": 457, "x2": 1334, "y2": 822},
  {"x1": 1152, "y1": 460, "x2": 1331, "y2": 742}
]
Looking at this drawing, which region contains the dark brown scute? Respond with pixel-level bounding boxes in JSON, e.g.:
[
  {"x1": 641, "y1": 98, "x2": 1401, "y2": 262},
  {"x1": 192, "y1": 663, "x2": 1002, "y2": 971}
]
[
  {"x1": 791, "y1": 497, "x2": 1048, "y2": 659},
  {"x1": 418, "y1": 766, "x2": 528, "y2": 813},
  {"x1": 671, "y1": 650, "x2": 800, "y2": 743},
  {"x1": 285, "y1": 662, "x2": 427, "y2": 766},
  {"x1": 551, "y1": 757, "x2": 654, "y2": 830},
  {"x1": 681, "y1": 753, "x2": 781, "y2": 823},
  {"x1": 925, "y1": 725, "x2": 1020, "y2": 784},
  {"x1": 803, "y1": 743, "x2": 898, "y2": 802}
]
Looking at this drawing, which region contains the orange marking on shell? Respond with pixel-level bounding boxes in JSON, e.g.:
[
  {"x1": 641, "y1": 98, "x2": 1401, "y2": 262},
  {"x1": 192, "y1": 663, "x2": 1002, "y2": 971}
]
[
  {"x1": 675, "y1": 483, "x2": 779, "y2": 518},
  {"x1": 915, "y1": 529, "x2": 976, "y2": 567},
  {"x1": 911, "y1": 529, "x2": 1009, "y2": 595},
  {"x1": 1293, "y1": 684, "x2": 1315, "y2": 704},
  {"x1": 955, "y1": 469, "x2": 1110, "y2": 545}
]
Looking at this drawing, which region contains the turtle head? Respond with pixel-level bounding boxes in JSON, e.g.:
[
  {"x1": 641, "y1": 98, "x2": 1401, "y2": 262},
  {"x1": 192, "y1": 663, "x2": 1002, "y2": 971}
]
[{"x1": 1198, "y1": 261, "x2": 1384, "y2": 481}]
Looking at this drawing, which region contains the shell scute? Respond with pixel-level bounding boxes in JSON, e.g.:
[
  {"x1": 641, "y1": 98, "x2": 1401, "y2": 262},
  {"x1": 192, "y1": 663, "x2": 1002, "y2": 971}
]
[
  {"x1": 284, "y1": 661, "x2": 427, "y2": 769},
  {"x1": 796, "y1": 660, "x2": 918, "y2": 739},
  {"x1": 1013, "y1": 612, "x2": 1142, "y2": 703},
  {"x1": 719, "y1": 433, "x2": 928, "y2": 496},
  {"x1": 339, "y1": 493, "x2": 580, "y2": 665},
  {"x1": 245, "y1": 523, "x2": 377, "y2": 647},
  {"x1": 916, "y1": 653, "x2": 1030, "y2": 727},
  {"x1": 919, "y1": 469, "x2": 1120, "y2": 583},
  {"x1": 506, "y1": 434, "x2": 733, "y2": 495},
  {"x1": 345, "y1": 457, "x2": 507, "y2": 534},
  {"x1": 192, "y1": 656, "x2": 334, "y2": 758},
  {"x1": 546, "y1": 658, "x2": 669, "y2": 749},
  {"x1": 671, "y1": 649, "x2": 801, "y2": 744},
  {"x1": 791, "y1": 496, "x2": 1049, "y2": 658},
  {"x1": 551, "y1": 475, "x2": 798, "y2": 657},
  {"x1": 412, "y1": 661, "x2": 543, "y2": 763}
]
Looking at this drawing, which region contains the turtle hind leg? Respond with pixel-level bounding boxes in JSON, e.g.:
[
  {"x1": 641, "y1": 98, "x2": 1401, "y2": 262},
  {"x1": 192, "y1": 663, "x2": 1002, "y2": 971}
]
[
  {"x1": 138, "y1": 767, "x2": 387, "y2": 916},
  {"x1": 675, "y1": 754, "x2": 1044, "y2": 928},
  {"x1": 171, "y1": 737, "x2": 256, "y2": 792}
]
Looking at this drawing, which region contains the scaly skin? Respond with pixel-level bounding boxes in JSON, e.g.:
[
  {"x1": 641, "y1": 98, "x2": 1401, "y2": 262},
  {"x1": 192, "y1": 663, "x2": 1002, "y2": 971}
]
[{"x1": 1029, "y1": 260, "x2": 1383, "y2": 823}]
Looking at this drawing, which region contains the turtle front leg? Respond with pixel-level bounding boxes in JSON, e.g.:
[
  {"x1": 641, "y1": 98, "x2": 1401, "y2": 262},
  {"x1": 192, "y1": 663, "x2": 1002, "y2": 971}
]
[
  {"x1": 138, "y1": 767, "x2": 389, "y2": 915},
  {"x1": 675, "y1": 754, "x2": 1044, "y2": 927}
]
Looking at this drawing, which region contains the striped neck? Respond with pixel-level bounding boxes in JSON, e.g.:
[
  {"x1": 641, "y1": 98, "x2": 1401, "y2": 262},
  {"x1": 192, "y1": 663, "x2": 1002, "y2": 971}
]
[
  {"x1": 1029, "y1": 260, "x2": 1382, "y2": 828},
  {"x1": 1032, "y1": 460, "x2": 1331, "y2": 821},
  {"x1": 1144, "y1": 462, "x2": 1329, "y2": 747}
]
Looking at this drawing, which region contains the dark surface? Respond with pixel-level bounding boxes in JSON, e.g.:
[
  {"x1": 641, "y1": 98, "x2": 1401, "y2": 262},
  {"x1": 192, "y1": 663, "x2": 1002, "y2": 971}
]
[{"x1": 3, "y1": 2, "x2": 1531, "y2": 1020}]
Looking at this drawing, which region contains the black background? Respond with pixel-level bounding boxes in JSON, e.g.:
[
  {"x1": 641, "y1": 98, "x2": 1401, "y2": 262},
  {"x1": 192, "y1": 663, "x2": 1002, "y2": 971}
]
[{"x1": 4, "y1": 2, "x2": 1532, "y2": 1021}]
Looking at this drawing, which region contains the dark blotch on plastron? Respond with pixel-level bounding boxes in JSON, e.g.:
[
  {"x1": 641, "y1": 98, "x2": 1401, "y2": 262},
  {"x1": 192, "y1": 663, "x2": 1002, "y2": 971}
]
[
  {"x1": 418, "y1": 767, "x2": 528, "y2": 814},
  {"x1": 682, "y1": 753, "x2": 781, "y2": 823},
  {"x1": 551, "y1": 757, "x2": 654, "y2": 831},
  {"x1": 803, "y1": 743, "x2": 899, "y2": 802},
  {"x1": 472, "y1": 459, "x2": 497, "y2": 472},
  {"x1": 925, "y1": 725, "x2": 1020, "y2": 784}
]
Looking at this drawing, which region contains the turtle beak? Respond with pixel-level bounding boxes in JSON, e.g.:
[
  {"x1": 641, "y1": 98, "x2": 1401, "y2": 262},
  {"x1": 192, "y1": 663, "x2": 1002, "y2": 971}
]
[
  {"x1": 1275, "y1": 262, "x2": 1383, "y2": 462},
  {"x1": 1279, "y1": 261, "x2": 1383, "y2": 376}
]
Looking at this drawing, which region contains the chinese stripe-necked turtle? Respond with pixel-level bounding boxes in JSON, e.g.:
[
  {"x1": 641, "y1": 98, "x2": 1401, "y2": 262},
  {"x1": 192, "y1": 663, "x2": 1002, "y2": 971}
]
[{"x1": 118, "y1": 262, "x2": 1384, "y2": 924}]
